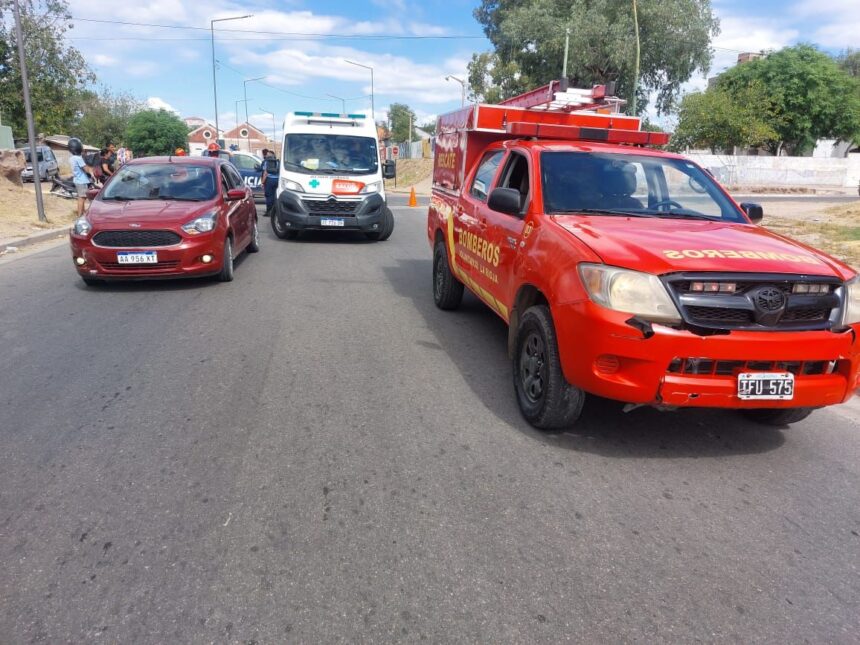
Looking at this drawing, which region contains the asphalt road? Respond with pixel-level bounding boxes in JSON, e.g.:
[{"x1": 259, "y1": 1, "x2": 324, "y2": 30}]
[{"x1": 1, "y1": 193, "x2": 859, "y2": 643}]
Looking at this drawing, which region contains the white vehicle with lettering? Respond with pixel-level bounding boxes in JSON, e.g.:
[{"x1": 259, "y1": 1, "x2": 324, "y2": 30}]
[{"x1": 271, "y1": 111, "x2": 396, "y2": 241}]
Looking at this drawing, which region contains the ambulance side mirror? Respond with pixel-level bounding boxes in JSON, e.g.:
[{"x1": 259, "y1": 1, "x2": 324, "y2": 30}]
[
  {"x1": 741, "y1": 202, "x2": 763, "y2": 224},
  {"x1": 488, "y1": 187, "x2": 523, "y2": 216},
  {"x1": 382, "y1": 160, "x2": 396, "y2": 179}
]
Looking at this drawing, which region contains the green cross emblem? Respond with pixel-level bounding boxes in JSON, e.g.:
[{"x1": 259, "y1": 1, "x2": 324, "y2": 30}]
[{"x1": 309, "y1": 179, "x2": 320, "y2": 188}]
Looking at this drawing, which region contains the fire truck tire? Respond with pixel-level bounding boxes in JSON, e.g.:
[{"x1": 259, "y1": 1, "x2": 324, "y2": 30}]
[
  {"x1": 433, "y1": 241, "x2": 464, "y2": 310},
  {"x1": 740, "y1": 407, "x2": 813, "y2": 426},
  {"x1": 514, "y1": 305, "x2": 584, "y2": 430}
]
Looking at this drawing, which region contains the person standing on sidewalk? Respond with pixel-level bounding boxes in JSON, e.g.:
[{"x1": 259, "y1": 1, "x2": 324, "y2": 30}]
[{"x1": 68, "y1": 137, "x2": 94, "y2": 217}]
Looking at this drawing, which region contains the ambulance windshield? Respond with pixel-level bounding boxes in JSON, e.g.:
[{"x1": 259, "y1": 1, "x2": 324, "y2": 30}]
[
  {"x1": 283, "y1": 134, "x2": 379, "y2": 175},
  {"x1": 541, "y1": 152, "x2": 745, "y2": 223}
]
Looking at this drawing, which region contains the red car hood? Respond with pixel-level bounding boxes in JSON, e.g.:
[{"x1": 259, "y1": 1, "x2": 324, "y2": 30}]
[
  {"x1": 554, "y1": 215, "x2": 854, "y2": 279},
  {"x1": 88, "y1": 199, "x2": 215, "y2": 227}
]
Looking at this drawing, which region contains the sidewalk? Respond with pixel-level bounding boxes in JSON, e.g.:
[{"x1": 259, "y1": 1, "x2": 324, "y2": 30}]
[{"x1": 0, "y1": 227, "x2": 68, "y2": 255}]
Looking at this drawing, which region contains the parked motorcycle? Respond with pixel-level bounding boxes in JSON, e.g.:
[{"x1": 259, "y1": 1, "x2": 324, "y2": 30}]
[{"x1": 49, "y1": 175, "x2": 99, "y2": 199}]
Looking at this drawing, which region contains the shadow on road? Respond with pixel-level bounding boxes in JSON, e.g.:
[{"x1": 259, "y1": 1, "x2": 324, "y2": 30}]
[
  {"x1": 383, "y1": 258, "x2": 786, "y2": 459},
  {"x1": 73, "y1": 254, "x2": 252, "y2": 292}
]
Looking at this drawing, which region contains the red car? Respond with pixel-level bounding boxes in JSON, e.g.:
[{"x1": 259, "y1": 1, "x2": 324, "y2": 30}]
[{"x1": 70, "y1": 156, "x2": 259, "y2": 285}]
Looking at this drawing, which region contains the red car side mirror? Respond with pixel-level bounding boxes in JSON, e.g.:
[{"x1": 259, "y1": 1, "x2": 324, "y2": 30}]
[{"x1": 226, "y1": 188, "x2": 246, "y2": 201}]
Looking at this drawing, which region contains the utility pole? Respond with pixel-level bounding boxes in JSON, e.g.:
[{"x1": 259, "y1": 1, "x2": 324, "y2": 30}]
[
  {"x1": 260, "y1": 109, "x2": 277, "y2": 149},
  {"x1": 13, "y1": 0, "x2": 45, "y2": 222},
  {"x1": 211, "y1": 14, "x2": 252, "y2": 146},
  {"x1": 243, "y1": 76, "x2": 264, "y2": 152},
  {"x1": 408, "y1": 111, "x2": 413, "y2": 153},
  {"x1": 327, "y1": 94, "x2": 347, "y2": 113},
  {"x1": 631, "y1": 0, "x2": 640, "y2": 116},
  {"x1": 445, "y1": 75, "x2": 467, "y2": 107},
  {"x1": 562, "y1": 27, "x2": 570, "y2": 79},
  {"x1": 344, "y1": 60, "x2": 374, "y2": 122}
]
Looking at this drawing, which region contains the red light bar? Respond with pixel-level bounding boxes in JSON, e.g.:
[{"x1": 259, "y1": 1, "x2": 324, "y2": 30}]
[{"x1": 507, "y1": 121, "x2": 670, "y2": 146}]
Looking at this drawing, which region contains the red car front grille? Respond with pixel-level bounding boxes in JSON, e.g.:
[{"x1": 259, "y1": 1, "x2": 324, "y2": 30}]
[{"x1": 99, "y1": 260, "x2": 181, "y2": 271}]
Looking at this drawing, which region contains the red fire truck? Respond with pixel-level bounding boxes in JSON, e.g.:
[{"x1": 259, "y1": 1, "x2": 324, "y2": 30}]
[{"x1": 427, "y1": 81, "x2": 860, "y2": 429}]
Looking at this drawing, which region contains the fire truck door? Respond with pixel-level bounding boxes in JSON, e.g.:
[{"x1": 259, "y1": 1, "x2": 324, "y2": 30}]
[
  {"x1": 455, "y1": 150, "x2": 505, "y2": 287},
  {"x1": 478, "y1": 150, "x2": 529, "y2": 306}
]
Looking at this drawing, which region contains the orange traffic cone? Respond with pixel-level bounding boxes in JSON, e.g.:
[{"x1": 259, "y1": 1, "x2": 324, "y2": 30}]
[{"x1": 408, "y1": 186, "x2": 417, "y2": 207}]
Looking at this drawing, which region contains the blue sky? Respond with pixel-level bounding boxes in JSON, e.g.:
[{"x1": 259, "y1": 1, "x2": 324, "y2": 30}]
[{"x1": 64, "y1": 0, "x2": 858, "y2": 136}]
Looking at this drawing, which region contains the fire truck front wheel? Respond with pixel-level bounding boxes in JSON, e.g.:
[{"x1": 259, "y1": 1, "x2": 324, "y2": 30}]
[
  {"x1": 740, "y1": 407, "x2": 813, "y2": 427},
  {"x1": 514, "y1": 305, "x2": 585, "y2": 430},
  {"x1": 433, "y1": 241, "x2": 464, "y2": 310}
]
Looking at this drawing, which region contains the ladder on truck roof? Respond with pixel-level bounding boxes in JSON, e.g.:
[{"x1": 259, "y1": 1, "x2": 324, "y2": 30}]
[{"x1": 464, "y1": 80, "x2": 670, "y2": 146}]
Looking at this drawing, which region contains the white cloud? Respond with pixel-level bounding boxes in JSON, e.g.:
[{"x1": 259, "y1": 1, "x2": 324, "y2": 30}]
[
  {"x1": 146, "y1": 97, "x2": 179, "y2": 113},
  {"x1": 91, "y1": 54, "x2": 117, "y2": 66},
  {"x1": 791, "y1": 0, "x2": 860, "y2": 44}
]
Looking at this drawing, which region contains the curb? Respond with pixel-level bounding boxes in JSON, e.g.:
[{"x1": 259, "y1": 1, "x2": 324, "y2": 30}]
[{"x1": 0, "y1": 228, "x2": 68, "y2": 255}]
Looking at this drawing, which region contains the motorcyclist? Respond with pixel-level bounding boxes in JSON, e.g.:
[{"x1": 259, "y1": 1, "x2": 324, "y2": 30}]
[{"x1": 206, "y1": 142, "x2": 221, "y2": 158}]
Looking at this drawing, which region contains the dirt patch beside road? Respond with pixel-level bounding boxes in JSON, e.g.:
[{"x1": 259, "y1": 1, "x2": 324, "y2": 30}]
[
  {"x1": 0, "y1": 176, "x2": 76, "y2": 242},
  {"x1": 764, "y1": 202, "x2": 860, "y2": 268}
]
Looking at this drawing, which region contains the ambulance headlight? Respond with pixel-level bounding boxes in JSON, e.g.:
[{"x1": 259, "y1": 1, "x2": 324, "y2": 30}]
[
  {"x1": 360, "y1": 181, "x2": 382, "y2": 194},
  {"x1": 579, "y1": 264, "x2": 681, "y2": 324},
  {"x1": 280, "y1": 178, "x2": 304, "y2": 193},
  {"x1": 841, "y1": 277, "x2": 860, "y2": 326}
]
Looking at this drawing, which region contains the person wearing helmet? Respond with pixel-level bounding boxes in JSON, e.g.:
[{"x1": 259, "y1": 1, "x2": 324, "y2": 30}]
[
  {"x1": 174, "y1": 147, "x2": 187, "y2": 156},
  {"x1": 206, "y1": 142, "x2": 221, "y2": 158},
  {"x1": 68, "y1": 137, "x2": 95, "y2": 217}
]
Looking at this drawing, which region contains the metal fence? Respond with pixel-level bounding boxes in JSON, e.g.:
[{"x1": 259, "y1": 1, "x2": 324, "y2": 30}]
[{"x1": 383, "y1": 139, "x2": 434, "y2": 160}]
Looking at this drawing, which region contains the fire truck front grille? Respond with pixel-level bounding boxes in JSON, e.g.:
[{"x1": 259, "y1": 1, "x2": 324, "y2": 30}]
[{"x1": 663, "y1": 273, "x2": 841, "y2": 331}]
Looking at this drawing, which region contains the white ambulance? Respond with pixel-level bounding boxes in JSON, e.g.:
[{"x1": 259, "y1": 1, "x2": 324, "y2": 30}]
[{"x1": 271, "y1": 111, "x2": 396, "y2": 241}]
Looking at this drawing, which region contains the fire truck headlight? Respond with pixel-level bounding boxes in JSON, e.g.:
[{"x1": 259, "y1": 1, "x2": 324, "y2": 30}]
[
  {"x1": 841, "y1": 277, "x2": 860, "y2": 326},
  {"x1": 579, "y1": 264, "x2": 682, "y2": 324}
]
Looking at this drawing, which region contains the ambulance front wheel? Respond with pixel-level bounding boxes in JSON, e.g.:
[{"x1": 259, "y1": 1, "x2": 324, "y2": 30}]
[
  {"x1": 271, "y1": 213, "x2": 298, "y2": 240},
  {"x1": 433, "y1": 241, "x2": 464, "y2": 310},
  {"x1": 514, "y1": 305, "x2": 585, "y2": 430}
]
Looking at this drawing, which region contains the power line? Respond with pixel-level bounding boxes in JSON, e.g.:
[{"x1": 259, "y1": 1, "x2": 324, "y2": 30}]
[{"x1": 70, "y1": 16, "x2": 485, "y2": 40}]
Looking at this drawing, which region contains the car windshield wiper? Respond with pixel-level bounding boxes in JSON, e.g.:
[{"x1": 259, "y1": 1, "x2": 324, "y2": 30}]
[
  {"x1": 646, "y1": 211, "x2": 719, "y2": 221},
  {"x1": 554, "y1": 208, "x2": 653, "y2": 218},
  {"x1": 156, "y1": 195, "x2": 204, "y2": 201},
  {"x1": 102, "y1": 195, "x2": 135, "y2": 201}
]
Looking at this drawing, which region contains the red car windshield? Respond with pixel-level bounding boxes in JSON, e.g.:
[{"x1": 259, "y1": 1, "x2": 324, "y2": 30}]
[{"x1": 101, "y1": 164, "x2": 217, "y2": 202}]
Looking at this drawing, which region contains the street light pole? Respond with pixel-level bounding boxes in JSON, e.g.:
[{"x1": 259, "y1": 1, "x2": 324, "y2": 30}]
[
  {"x1": 327, "y1": 94, "x2": 346, "y2": 113},
  {"x1": 344, "y1": 59, "x2": 374, "y2": 122},
  {"x1": 235, "y1": 99, "x2": 248, "y2": 149},
  {"x1": 211, "y1": 14, "x2": 252, "y2": 145},
  {"x1": 445, "y1": 75, "x2": 467, "y2": 107},
  {"x1": 631, "y1": 0, "x2": 640, "y2": 116},
  {"x1": 259, "y1": 108, "x2": 277, "y2": 149},
  {"x1": 13, "y1": 0, "x2": 45, "y2": 222},
  {"x1": 243, "y1": 76, "x2": 264, "y2": 152}
]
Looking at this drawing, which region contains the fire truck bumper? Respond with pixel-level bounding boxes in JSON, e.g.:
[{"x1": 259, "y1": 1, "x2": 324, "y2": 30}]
[{"x1": 554, "y1": 301, "x2": 860, "y2": 409}]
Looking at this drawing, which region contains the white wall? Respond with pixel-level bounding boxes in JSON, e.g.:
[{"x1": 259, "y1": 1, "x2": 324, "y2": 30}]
[{"x1": 687, "y1": 154, "x2": 860, "y2": 188}]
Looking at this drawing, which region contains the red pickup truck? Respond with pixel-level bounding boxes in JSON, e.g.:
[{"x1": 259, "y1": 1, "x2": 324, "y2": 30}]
[{"x1": 427, "y1": 82, "x2": 860, "y2": 429}]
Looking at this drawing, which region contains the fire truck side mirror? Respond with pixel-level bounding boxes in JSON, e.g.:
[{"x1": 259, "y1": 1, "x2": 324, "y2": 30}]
[
  {"x1": 382, "y1": 160, "x2": 396, "y2": 179},
  {"x1": 488, "y1": 187, "x2": 523, "y2": 216},
  {"x1": 740, "y1": 202, "x2": 763, "y2": 224}
]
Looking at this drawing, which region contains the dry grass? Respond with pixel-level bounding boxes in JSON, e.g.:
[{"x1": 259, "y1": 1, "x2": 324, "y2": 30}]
[
  {"x1": 765, "y1": 202, "x2": 860, "y2": 268},
  {"x1": 0, "y1": 177, "x2": 77, "y2": 242},
  {"x1": 384, "y1": 158, "x2": 433, "y2": 192}
]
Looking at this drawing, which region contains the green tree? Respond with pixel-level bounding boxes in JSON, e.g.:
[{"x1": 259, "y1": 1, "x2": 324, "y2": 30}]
[
  {"x1": 837, "y1": 48, "x2": 860, "y2": 78},
  {"x1": 420, "y1": 120, "x2": 437, "y2": 136},
  {"x1": 468, "y1": 0, "x2": 719, "y2": 114},
  {"x1": 388, "y1": 103, "x2": 417, "y2": 142},
  {"x1": 717, "y1": 44, "x2": 860, "y2": 155},
  {"x1": 671, "y1": 83, "x2": 779, "y2": 153},
  {"x1": 74, "y1": 89, "x2": 144, "y2": 148},
  {"x1": 124, "y1": 110, "x2": 189, "y2": 157},
  {"x1": 0, "y1": 0, "x2": 95, "y2": 137}
]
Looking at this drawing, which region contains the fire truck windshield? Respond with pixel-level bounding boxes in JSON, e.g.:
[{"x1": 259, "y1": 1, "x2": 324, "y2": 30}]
[
  {"x1": 540, "y1": 152, "x2": 745, "y2": 222},
  {"x1": 283, "y1": 134, "x2": 379, "y2": 175}
]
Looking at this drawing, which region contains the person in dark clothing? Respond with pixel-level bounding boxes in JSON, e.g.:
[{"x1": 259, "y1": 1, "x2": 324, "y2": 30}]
[
  {"x1": 100, "y1": 149, "x2": 114, "y2": 181},
  {"x1": 260, "y1": 150, "x2": 279, "y2": 216}
]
